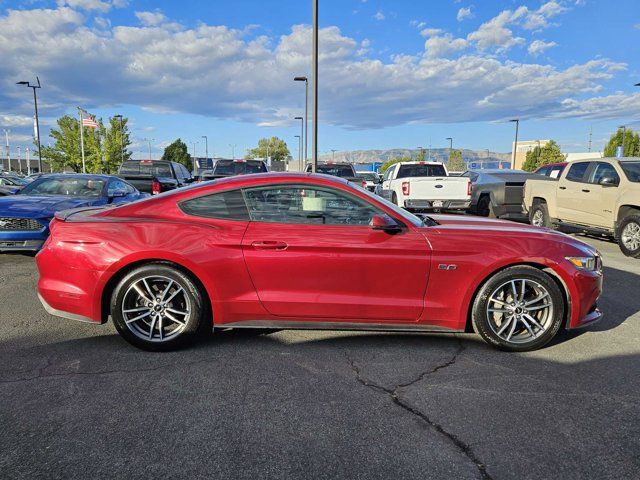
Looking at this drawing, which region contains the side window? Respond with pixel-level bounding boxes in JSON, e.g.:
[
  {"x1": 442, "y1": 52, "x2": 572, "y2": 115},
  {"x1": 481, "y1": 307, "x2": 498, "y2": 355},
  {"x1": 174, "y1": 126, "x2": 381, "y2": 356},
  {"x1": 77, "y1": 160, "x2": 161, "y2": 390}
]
[
  {"x1": 173, "y1": 163, "x2": 185, "y2": 180},
  {"x1": 565, "y1": 162, "x2": 590, "y2": 182},
  {"x1": 383, "y1": 165, "x2": 395, "y2": 181},
  {"x1": 181, "y1": 164, "x2": 192, "y2": 179},
  {"x1": 108, "y1": 179, "x2": 128, "y2": 196},
  {"x1": 536, "y1": 167, "x2": 549, "y2": 176},
  {"x1": 180, "y1": 189, "x2": 250, "y2": 220},
  {"x1": 590, "y1": 162, "x2": 620, "y2": 185},
  {"x1": 549, "y1": 166, "x2": 562, "y2": 179},
  {"x1": 243, "y1": 185, "x2": 380, "y2": 226}
]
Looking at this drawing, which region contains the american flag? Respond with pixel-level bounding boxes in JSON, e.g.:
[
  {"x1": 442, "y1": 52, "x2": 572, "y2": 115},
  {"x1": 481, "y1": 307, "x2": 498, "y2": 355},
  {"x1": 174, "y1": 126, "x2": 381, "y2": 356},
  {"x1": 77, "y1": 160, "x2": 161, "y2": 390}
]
[{"x1": 82, "y1": 113, "x2": 99, "y2": 129}]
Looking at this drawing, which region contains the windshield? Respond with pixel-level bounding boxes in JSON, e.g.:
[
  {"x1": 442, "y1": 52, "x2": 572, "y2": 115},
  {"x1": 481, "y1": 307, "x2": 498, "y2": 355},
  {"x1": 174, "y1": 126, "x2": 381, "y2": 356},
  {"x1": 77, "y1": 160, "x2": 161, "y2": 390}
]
[
  {"x1": 19, "y1": 177, "x2": 106, "y2": 197},
  {"x1": 314, "y1": 165, "x2": 355, "y2": 177},
  {"x1": 1, "y1": 176, "x2": 28, "y2": 186},
  {"x1": 120, "y1": 162, "x2": 173, "y2": 177},
  {"x1": 620, "y1": 161, "x2": 640, "y2": 182},
  {"x1": 396, "y1": 164, "x2": 447, "y2": 178},
  {"x1": 214, "y1": 160, "x2": 268, "y2": 175},
  {"x1": 357, "y1": 172, "x2": 378, "y2": 181}
]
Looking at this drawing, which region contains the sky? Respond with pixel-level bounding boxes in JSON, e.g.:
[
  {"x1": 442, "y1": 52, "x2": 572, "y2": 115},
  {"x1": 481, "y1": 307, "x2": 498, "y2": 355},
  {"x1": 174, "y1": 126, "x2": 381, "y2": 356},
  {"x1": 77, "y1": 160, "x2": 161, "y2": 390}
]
[{"x1": 0, "y1": 0, "x2": 639, "y2": 160}]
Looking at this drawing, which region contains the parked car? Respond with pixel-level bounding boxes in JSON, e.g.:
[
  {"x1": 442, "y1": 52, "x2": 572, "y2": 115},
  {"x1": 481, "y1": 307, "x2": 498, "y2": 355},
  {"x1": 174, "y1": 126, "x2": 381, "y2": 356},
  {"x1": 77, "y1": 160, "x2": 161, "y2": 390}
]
[
  {"x1": 378, "y1": 161, "x2": 471, "y2": 212},
  {"x1": 305, "y1": 162, "x2": 362, "y2": 185},
  {"x1": 118, "y1": 159, "x2": 194, "y2": 195},
  {"x1": 0, "y1": 174, "x2": 146, "y2": 252},
  {"x1": 200, "y1": 159, "x2": 268, "y2": 181},
  {"x1": 356, "y1": 171, "x2": 381, "y2": 192},
  {"x1": 0, "y1": 175, "x2": 29, "y2": 196},
  {"x1": 534, "y1": 162, "x2": 567, "y2": 179},
  {"x1": 464, "y1": 169, "x2": 547, "y2": 221},
  {"x1": 37, "y1": 172, "x2": 602, "y2": 352},
  {"x1": 523, "y1": 157, "x2": 640, "y2": 257}
]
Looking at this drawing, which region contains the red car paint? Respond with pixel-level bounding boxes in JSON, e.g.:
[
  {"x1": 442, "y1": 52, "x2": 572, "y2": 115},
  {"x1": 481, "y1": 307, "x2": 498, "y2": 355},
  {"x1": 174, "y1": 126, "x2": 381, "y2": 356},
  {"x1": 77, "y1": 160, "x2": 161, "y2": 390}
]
[{"x1": 36, "y1": 173, "x2": 602, "y2": 333}]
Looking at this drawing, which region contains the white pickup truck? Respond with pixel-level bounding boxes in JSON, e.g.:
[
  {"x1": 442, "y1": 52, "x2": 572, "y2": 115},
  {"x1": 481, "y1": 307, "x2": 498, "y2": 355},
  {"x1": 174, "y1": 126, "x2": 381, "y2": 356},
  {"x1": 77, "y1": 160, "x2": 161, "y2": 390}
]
[{"x1": 378, "y1": 161, "x2": 471, "y2": 212}]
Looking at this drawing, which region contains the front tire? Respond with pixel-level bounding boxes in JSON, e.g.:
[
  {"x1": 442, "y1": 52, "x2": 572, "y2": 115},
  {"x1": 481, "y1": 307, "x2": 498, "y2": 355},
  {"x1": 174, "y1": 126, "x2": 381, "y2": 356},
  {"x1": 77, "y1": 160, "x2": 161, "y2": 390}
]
[
  {"x1": 472, "y1": 266, "x2": 565, "y2": 352},
  {"x1": 111, "y1": 264, "x2": 205, "y2": 351},
  {"x1": 618, "y1": 214, "x2": 640, "y2": 258}
]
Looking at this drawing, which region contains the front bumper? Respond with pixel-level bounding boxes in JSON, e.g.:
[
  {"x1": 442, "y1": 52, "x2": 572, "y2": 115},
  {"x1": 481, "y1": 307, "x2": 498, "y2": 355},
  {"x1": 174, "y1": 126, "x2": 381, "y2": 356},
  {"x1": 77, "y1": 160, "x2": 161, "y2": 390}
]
[
  {"x1": 404, "y1": 199, "x2": 471, "y2": 211},
  {"x1": 0, "y1": 239, "x2": 45, "y2": 251}
]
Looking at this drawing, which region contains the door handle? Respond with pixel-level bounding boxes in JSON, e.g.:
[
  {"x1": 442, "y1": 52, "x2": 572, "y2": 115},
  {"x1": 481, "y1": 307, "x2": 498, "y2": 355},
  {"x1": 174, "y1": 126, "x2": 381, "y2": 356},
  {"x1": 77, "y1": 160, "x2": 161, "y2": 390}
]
[
  {"x1": 559, "y1": 186, "x2": 567, "y2": 190},
  {"x1": 581, "y1": 189, "x2": 590, "y2": 193},
  {"x1": 251, "y1": 240, "x2": 288, "y2": 250}
]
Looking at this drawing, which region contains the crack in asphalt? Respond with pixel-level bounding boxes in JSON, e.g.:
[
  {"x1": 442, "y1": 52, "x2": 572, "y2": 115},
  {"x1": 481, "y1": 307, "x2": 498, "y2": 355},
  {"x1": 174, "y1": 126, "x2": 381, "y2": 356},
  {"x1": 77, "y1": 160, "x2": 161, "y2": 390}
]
[{"x1": 346, "y1": 339, "x2": 493, "y2": 480}]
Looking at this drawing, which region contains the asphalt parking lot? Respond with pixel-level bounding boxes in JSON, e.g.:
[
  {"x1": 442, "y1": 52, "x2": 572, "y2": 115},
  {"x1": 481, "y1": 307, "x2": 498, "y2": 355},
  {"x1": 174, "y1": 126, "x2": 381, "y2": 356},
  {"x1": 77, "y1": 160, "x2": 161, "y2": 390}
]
[{"x1": 0, "y1": 235, "x2": 638, "y2": 480}]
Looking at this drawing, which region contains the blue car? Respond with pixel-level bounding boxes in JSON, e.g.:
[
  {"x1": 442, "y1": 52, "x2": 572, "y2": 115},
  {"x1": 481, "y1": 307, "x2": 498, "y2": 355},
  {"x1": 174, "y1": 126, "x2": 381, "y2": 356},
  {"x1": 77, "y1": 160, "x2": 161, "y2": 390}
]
[{"x1": 0, "y1": 174, "x2": 147, "y2": 252}]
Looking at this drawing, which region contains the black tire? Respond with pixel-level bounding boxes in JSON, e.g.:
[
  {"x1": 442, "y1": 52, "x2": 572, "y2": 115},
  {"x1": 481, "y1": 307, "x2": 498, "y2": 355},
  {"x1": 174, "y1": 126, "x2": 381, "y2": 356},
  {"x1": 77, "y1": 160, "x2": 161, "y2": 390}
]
[
  {"x1": 471, "y1": 266, "x2": 565, "y2": 352},
  {"x1": 529, "y1": 201, "x2": 552, "y2": 228},
  {"x1": 476, "y1": 195, "x2": 496, "y2": 218},
  {"x1": 617, "y1": 214, "x2": 640, "y2": 258},
  {"x1": 391, "y1": 192, "x2": 401, "y2": 207},
  {"x1": 111, "y1": 263, "x2": 205, "y2": 351}
]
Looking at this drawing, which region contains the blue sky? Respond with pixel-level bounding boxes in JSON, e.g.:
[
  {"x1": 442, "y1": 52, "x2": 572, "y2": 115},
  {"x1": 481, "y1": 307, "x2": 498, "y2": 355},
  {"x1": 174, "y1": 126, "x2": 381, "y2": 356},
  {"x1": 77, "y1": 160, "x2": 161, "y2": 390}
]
[{"x1": 1, "y1": 0, "x2": 639, "y2": 159}]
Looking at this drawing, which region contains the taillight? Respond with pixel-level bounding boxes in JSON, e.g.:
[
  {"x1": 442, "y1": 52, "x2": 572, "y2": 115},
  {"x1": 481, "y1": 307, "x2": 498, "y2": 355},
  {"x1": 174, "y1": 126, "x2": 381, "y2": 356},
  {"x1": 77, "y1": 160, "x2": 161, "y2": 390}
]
[
  {"x1": 151, "y1": 178, "x2": 161, "y2": 195},
  {"x1": 467, "y1": 180, "x2": 472, "y2": 196},
  {"x1": 361, "y1": 180, "x2": 367, "y2": 189},
  {"x1": 402, "y1": 182, "x2": 410, "y2": 196}
]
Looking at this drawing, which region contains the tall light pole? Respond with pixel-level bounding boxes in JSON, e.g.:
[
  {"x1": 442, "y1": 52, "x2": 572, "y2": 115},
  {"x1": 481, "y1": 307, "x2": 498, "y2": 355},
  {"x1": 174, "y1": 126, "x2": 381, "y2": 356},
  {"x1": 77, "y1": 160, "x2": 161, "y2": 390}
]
[
  {"x1": 143, "y1": 138, "x2": 154, "y2": 160},
  {"x1": 510, "y1": 119, "x2": 519, "y2": 169},
  {"x1": 619, "y1": 125, "x2": 626, "y2": 157},
  {"x1": 295, "y1": 135, "x2": 301, "y2": 170},
  {"x1": 229, "y1": 144, "x2": 236, "y2": 159},
  {"x1": 113, "y1": 115, "x2": 124, "y2": 164},
  {"x1": 17, "y1": 146, "x2": 21, "y2": 173},
  {"x1": 294, "y1": 116, "x2": 303, "y2": 169},
  {"x1": 294, "y1": 76, "x2": 308, "y2": 165},
  {"x1": 311, "y1": 0, "x2": 319, "y2": 173},
  {"x1": 17, "y1": 77, "x2": 42, "y2": 172},
  {"x1": 3, "y1": 129, "x2": 10, "y2": 172},
  {"x1": 446, "y1": 137, "x2": 453, "y2": 163},
  {"x1": 202, "y1": 135, "x2": 208, "y2": 161},
  {"x1": 331, "y1": 149, "x2": 336, "y2": 162}
]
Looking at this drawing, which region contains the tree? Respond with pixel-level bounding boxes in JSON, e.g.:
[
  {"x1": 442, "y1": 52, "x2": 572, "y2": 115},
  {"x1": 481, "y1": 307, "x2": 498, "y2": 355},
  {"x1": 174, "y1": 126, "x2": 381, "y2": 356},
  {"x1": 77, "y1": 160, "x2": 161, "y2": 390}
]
[
  {"x1": 416, "y1": 148, "x2": 426, "y2": 162},
  {"x1": 102, "y1": 116, "x2": 132, "y2": 173},
  {"x1": 247, "y1": 137, "x2": 290, "y2": 162},
  {"x1": 522, "y1": 140, "x2": 566, "y2": 172},
  {"x1": 603, "y1": 127, "x2": 640, "y2": 158},
  {"x1": 447, "y1": 149, "x2": 466, "y2": 172},
  {"x1": 162, "y1": 139, "x2": 192, "y2": 170}
]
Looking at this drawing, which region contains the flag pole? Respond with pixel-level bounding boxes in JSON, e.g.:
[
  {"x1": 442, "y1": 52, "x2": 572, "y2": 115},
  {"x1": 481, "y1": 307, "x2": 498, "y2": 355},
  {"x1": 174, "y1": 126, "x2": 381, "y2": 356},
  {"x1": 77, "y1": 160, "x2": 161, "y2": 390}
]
[{"x1": 78, "y1": 107, "x2": 86, "y2": 174}]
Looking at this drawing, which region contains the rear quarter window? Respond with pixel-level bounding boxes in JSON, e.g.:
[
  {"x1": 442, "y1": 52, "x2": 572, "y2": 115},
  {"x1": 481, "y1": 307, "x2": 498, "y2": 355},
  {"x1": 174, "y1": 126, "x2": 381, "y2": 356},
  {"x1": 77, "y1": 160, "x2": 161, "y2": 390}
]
[{"x1": 180, "y1": 189, "x2": 250, "y2": 220}]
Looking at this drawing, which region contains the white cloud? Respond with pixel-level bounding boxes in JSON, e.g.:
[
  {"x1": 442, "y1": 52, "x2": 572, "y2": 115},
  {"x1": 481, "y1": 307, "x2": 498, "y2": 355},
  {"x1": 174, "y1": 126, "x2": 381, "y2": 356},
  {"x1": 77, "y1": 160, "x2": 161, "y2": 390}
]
[
  {"x1": 528, "y1": 39, "x2": 558, "y2": 56},
  {"x1": 373, "y1": 11, "x2": 385, "y2": 21},
  {"x1": 1, "y1": 115, "x2": 33, "y2": 128},
  {"x1": 410, "y1": 20, "x2": 426, "y2": 28},
  {"x1": 457, "y1": 7, "x2": 474, "y2": 22},
  {"x1": 420, "y1": 28, "x2": 443, "y2": 37},
  {"x1": 134, "y1": 11, "x2": 168, "y2": 27},
  {"x1": 0, "y1": 7, "x2": 631, "y2": 133},
  {"x1": 522, "y1": 1, "x2": 568, "y2": 30},
  {"x1": 56, "y1": 0, "x2": 123, "y2": 12},
  {"x1": 467, "y1": 8, "x2": 527, "y2": 51}
]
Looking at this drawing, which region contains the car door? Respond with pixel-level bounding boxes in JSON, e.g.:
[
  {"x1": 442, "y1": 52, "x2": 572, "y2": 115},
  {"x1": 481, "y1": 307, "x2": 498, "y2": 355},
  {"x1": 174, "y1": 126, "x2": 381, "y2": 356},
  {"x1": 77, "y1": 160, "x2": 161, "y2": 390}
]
[
  {"x1": 557, "y1": 162, "x2": 590, "y2": 222},
  {"x1": 241, "y1": 184, "x2": 431, "y2": 321},
  {"x1": 380, "y1": 165, "x2": 397, "y2": 201},
  {"x1": 582, "y1": 161, "x2": 621, "y2": 228}
]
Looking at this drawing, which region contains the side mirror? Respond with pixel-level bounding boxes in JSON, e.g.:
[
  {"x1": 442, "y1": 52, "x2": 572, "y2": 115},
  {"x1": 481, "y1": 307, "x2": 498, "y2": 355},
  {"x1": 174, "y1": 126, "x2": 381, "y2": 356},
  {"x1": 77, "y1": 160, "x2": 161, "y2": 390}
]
[
  {"x1": 599, "y1": 176, "x2": 618, "y2": 187},
  {"x1": 109, "y1": 189, "x2": 127, "y2": 198},
  {"x1": 370, "y1": 214, "x2": 402, "y2": 233}
]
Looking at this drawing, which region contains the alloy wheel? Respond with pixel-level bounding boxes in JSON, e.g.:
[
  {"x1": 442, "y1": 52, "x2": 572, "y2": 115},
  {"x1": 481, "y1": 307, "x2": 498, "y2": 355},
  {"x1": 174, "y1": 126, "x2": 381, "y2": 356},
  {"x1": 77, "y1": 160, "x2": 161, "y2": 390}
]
[
  {"x1": 486, "y1": 278, "x2": 554, "y2": 344},
  {"x1": 531, "y1": 209, "x2": 544, "y2": 227},
  {"x1": 121, "y1": 275, "x2": 191, "y2": 342},
  {"x1": 621, "y1": 222, "x2": 640, "y2": 251}
]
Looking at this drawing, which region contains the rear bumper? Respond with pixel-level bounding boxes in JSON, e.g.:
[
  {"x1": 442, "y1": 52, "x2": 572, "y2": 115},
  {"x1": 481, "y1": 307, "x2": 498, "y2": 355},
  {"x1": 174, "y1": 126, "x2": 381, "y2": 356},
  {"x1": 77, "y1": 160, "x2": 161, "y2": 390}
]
[
  {"x1": 404, "y1": 199, "x2": 471, "y2": 211},
  {"x1": 38, "y1": 292, "x2": 97, "y2": 324}
]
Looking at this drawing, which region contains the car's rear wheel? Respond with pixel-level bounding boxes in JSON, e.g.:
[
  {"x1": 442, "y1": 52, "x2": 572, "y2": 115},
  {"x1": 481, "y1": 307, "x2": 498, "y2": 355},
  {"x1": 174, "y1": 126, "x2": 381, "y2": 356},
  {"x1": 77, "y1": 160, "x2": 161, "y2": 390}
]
[
  {"x1": 530, "y1": 201, "x2": 552, "y2": 228},
  {"x1": 618, "y1": 214, "x2": 640, "y2": 258},
  {"x1": 392, "y1": 192, "x2": 401, "y2": 207},
  {"x1": 111, "y1": 264, "x2": 205, "y2": 351},
  {"x1": 472, "y1": 266, "x2": 565, "y2": 352},
  {"x1": 477, "y1": 195, "x2": 496, "y2": 218}
]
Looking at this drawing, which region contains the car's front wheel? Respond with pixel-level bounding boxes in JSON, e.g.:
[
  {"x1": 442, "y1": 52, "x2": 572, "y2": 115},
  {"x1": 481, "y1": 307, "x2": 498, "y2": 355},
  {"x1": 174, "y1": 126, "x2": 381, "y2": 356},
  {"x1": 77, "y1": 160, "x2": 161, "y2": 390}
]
[
  {"x1": 472, "y1": 266, "x2": 565, "y2": 352},
  {"x1": 618, "y1": 214, "x2": 640, "y2": 258},
  {"x1": 111, "y1": 264, "x2": 205, "y2": 351}
]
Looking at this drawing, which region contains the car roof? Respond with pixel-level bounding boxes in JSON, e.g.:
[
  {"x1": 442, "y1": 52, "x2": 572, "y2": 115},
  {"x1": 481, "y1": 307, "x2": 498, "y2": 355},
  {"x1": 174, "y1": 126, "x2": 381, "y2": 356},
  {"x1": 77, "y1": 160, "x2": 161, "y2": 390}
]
[{"x1": 34, "y1": 173, "x2": 116, "y2": 181}]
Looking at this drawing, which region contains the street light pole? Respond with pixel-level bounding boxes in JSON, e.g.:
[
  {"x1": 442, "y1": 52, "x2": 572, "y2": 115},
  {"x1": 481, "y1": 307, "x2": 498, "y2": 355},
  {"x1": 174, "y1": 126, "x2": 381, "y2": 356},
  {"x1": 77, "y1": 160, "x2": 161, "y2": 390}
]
[
  {"x1": 202, "y1": 136, "x2": 208, "y2": 161},
  {"x1": 16, "y1": 77, "x2": 42, "y2": 172},
  {"x1": 510, "y1": 119, "x2": 519, "y2": 169},
  {"x1": 311, "y1": 0, "x2": 319, "y2": 173},
  {"x1": 229, "y1": 144, "x2": 236, "y2": 159},
  {"x1": 294, "y1": 76, "x2": 309, "y2": 166},
  {"x1": 295, "y1": 135, "x2": 301, "y2": 170},
  {"x1": 3, "y1": 129, "x2": 10, "y2": 172},
  {"x1": 294, "y1": 116, "x2": 303, "y2": 170},
  {"x1": 446, "y1": 137, "x2": 453, "y2": 163}
]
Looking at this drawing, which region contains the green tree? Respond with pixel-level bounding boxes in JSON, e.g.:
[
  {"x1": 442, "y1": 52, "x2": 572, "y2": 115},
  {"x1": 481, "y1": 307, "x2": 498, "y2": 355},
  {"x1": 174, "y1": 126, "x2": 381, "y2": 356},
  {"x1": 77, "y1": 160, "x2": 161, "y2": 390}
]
[
  {"x1": 40, "y1": 115, "x2": 102, "y2": 173},
  {"x1": 447, "y1": 149, "x2": 466, "y2": 172},
  {"x1": 246, "y1": 137, "x2": 290, "y2": 162},
  {"x1": 522, "y1": 140, "x2": 566, "y2": 172},
  {"x1": 102, "y1": 116, "x2": 132, "y2": 173},
  {"x1": 162, "y1": 139, "x2": 192, "y2": 170},
  {"x1": 416, "y1": 148, "x2": 426, "y2": 161},
  {"x1": 380, "y1": 156, "x2": 410, "y2": 173},
  {"x1": 603, "y1": 128, "x2": 640, "y2": 158}
]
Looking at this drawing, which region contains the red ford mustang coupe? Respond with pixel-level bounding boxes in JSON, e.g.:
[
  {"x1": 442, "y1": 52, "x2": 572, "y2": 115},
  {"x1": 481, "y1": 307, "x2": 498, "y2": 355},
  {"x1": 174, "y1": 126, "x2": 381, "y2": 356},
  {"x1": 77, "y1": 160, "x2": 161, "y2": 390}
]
[{"x1": 36, "y1": 173, "x2": 602, "y2": 352}]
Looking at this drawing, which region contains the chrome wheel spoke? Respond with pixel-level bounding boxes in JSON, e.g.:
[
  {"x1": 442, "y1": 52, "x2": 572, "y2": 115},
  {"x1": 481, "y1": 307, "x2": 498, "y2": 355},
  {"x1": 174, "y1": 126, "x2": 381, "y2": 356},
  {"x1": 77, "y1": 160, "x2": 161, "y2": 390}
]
[
  {"x1": 133, "y1": 283, "x2": 153, "y2": 304},
  {"x1": 166, "y1": 307, "x2": 189, "y2": 316},
  {"x1": 164, "y1": 286, "x2": 184, "y2": 304},
  {"x1": 148, "y1": 316, "x2": 157, "y2": 339},
  {"x1": 497, "y1": 315, "x2": 514, "y2": 336},
  {"x1": 165, "y1": 312, "x2": 186, "y2": 326},
  {"x1": 505, "y1": 317, "x2": 518, "y2": 341},
  {"x1": 123, "y1": 306, "x2": 149, "y2": 314},
  {"x1": 125, "y1": 311, "x2": 151, "y2": 324},
  {"x1": 527, "y1": 303, "x2": 551, "y2": 311},
  {"x1": 160, "y1": 280, "x2": 174, "y2": 302},
  {"x1": 523, "y1": 313, "x2": 544, "y2": 331},
  {"x1": 520, "y1": 316, "x2": 537, "y2": 338},
  {"x1": 524, "y1": 292, "x2": 549, "y2": 306}
]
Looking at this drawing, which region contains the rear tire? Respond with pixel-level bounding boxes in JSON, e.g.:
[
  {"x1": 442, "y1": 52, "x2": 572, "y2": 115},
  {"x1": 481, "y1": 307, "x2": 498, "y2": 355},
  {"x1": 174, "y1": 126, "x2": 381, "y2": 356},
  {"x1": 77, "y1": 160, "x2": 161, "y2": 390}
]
[
  {"x1": 617, "y1": 214, "x2": 640, "y2": 258},
  {"x1": 477, "y1": 195, "x2": 496, "y2": 218},
  {"x1": 111, "y1": 264, "x2": 205, "y2": 351},
  {"x1": 530, "y1": 201, "x2": 552, "y2": 228},
  {"x1": 392, "y1": 192, "x2": 401, "y2": 208},
  {"x1": 472, "y1": 266, "x2": 565, "y2": 352}
]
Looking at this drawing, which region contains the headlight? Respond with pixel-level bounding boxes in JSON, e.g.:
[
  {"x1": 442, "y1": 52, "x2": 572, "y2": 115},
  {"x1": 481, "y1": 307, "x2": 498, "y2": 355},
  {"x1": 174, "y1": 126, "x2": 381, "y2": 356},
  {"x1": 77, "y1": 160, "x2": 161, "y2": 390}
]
[{"x1": 566, "y1": 256, "x2": 600, "y2": 271}]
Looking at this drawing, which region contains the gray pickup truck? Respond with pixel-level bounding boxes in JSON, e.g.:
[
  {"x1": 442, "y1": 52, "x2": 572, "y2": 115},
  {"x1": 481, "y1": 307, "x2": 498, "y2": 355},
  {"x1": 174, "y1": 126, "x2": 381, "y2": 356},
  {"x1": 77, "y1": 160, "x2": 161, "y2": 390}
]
[
  {"x1": 305, "y1": 162, "x2": 363, "y2": 185},
  {"x1": 118, "y1": 160, "x2": 194, "y2": 195}
]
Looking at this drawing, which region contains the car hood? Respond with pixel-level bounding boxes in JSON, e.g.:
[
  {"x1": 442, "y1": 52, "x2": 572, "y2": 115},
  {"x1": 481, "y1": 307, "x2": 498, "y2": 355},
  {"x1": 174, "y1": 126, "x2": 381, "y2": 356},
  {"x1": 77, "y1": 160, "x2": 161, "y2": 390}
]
[
  {"x1": 428, "y1": 214, "x2": 596, "y2": 254},
  {"x1": 0, "y1": 195, "x2": 102, "y2": 218}
]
